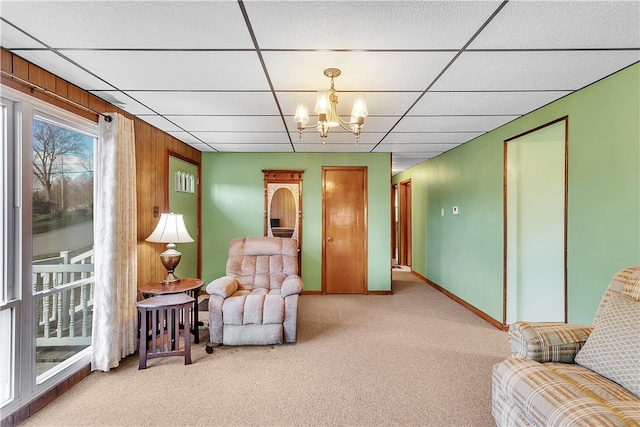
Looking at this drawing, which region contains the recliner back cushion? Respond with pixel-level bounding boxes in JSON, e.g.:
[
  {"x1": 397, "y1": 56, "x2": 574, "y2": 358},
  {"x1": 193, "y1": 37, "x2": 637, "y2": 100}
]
[{"x1": 225, "y1": 237, "x2": 298, "y2": 290}]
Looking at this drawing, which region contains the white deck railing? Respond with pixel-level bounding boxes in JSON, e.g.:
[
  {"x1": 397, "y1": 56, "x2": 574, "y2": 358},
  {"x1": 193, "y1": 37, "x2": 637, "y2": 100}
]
[{"x1": 33, "y1": 249, "x2": 94, "y2": 346}]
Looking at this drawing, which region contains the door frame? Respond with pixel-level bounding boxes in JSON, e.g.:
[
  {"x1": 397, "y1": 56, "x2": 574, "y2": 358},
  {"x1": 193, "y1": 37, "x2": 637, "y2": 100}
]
[
  {"x1": 399, "y1": 179, "x2": 412, "y2": 267},
  {"x1": 391, "y1": 183, "x2": 398, "y2": 262},
  {"x1": 166, "y1": 150, "x2": 202, "y2": 280},
  {"x1": 321, "y1": 166, "x2": 368, "y2": 294},
  {"x1": 502, "y1": 116, "x2": 569, "y2": 328}
]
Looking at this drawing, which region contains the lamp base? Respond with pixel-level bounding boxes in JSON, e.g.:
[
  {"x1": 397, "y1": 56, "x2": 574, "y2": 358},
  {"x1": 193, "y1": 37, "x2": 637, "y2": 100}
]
[
  {"x1": 161, "y1": 272, "x2": 181, "y2": 284},
  {"x1": 159, "y1": 247, "x2": 182, "y2": 285}
]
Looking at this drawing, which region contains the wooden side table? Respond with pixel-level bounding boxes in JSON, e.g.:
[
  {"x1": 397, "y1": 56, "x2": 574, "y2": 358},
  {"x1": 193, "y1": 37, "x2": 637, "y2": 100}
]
[
  {"x1": 139, "y1": 278, "x2": 204, "y2": 344},
  {"x1": 136, "y1": 293, "x2": 194, "y2": 369}
]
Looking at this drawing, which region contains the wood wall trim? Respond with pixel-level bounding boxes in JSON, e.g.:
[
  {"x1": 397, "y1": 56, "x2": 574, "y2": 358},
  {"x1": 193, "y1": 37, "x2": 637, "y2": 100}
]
[{"x1": 410, "y1": 270, "x2": 506, "y2": 331}]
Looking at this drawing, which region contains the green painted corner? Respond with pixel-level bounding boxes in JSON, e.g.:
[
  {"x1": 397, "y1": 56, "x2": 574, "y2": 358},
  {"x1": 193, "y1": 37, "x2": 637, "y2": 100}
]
[
  {"x1": 393, "y1": 63, "x2": 640, "y2": 325},
  {"x1": 201, "y1": 152, "x2": 391, "y2": 292}
]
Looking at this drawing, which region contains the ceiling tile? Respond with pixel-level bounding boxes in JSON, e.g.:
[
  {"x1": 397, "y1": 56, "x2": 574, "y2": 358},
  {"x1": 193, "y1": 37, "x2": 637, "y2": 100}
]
[
  {"x1": 0, "y1": 1, "x2": 253, "y2": 49},
  {"x1": 394, "y1": 116, "x2": 517, "y2": 133},
  {"x1": 382, "y1": 133, "x2": 482, "y2": 145},
  {"x1": 0, "y1": 22, "x2": 45, "y2": 48},
  {"x1": 291, "y1": 131, "x2": 387, "y2": 146},
  {"x1": 166, "y1": 131, "x2": 209, "y2": 146},
  {"x1": 432, "y1": 51, "x2": 640, "y2": 91},
  {"x1": 136, "y1": 116, "x2": 183, "y2": 133},
  {"x1": 89, "y1": 91, "x2": 155, "y2": 115},
  {"x1": 410, "y1": 91, "x2": 572, "y2": 116},
  {"x1": 124, "y1": 92, "x2": 280, "y2": 116},
  {"x1": 471, "y1": 1, "x2": 640, "y2": 49},
  {"x1": 245, "y1": 1, "x2": 503, "y2": 49},
  {"x1": 264, "y1": 51, "x2": 456, "y2": 91},
  {"x1": 192, "y1": 132, "x2": 290, "y2": 145},
  {"x1": 166, "y1": 115, "x2": 285, "y2": 132},
  {"x1": 212, "y1": 144, "x2": 294, "y2": 152},
  {"x1": 375, "y1": 143, "x2": 460, "y2": 153},
  {"x1": 293, "y1": 143, "x2": 376, "y2": 153},
  {"x1": 62, "y1": 51, "x2": 269, "y2": 91},
  {"x1": 9, "y1": 50, "x2": 114, "y2": 91}
]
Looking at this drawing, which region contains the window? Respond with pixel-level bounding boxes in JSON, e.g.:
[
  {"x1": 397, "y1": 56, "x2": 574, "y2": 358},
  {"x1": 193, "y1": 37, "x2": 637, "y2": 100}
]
[
  {"x1": 1, "y1": 86, "x2": 98, "y2": 416},
  {"x1": 32, "y1": 114, "x2": 96, "y2": 379}
]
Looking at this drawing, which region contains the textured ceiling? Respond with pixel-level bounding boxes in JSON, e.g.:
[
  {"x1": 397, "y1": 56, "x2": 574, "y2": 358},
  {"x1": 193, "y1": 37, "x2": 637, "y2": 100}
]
[{"x1": 1, "y1": 1, "x2": 638, "y2": 174}]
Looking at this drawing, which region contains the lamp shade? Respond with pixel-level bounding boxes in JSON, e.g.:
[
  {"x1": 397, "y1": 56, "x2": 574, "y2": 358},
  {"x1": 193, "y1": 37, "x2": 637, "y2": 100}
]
[
  {"x1": 314, "y1": 90, "x2": 331, "y2": 115},
  {"x1": 294, "y1": 102, "x2": 309, "y2": 127},
  {"x1": 146, "y1": 213, "x2": 194, "y2": 244},
  {"x1": 351, "y1": 94, "x2": 368, "y2": 118}
]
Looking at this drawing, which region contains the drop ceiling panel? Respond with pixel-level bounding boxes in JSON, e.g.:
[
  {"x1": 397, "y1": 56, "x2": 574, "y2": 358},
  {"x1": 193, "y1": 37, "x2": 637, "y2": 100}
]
[
  {"x1": 0, "y1": 23, "x2": 45, "y2": 48},
  {"x1": 89, "y1": 91, "x2": 156, "y2": 115},
  {"x1": 410, "y1": 91, "x2": 572, "y2": 116},
  {"x1": 125, "y1": 92, "x2": 280, "y2": 116},
  {"x1": 212, "y1": 144, "x2": 294, "y2": 152},
  {"x1": 9, "y1": 50, "x2": 114, "y2": 91},
  {"x1": 167, "y1": 132, "x2": 209, "y2": 146},
  {"x1": 192, "y1": 132, "x2": 289, "y2": 145},
  {"x1": 291, "y1": 132, "x2": 388, "y2": 146},
  {"x1": 375, "y1": 142, "x2": 461, "y2": 153},
  {"x1": 381, "y1": 133, "x2": 483, "y2": 145},
  {"x1": 470, "y1": 1, "x2": 640, "y2": 49},
  {"x1": 245, "y1": 1, "x2": 503, "y2": 50},
  {"x1": 0, "y1": 1, "x2": 253, "y2": 49},
  {"x1": 293, "y1": 143, "x2": 377, "y2": 153},
  {"x1": 432, "y1": 51, "x2": 640, "y2": 91},
  {"x1": 166, "y1": 115, "x2": 285, "y2": 132},
  {"x1": 395, "y1": 116, "x2": 517, "y2": 133},
  {"x1": 136, "y1": 116, "x2": 183, "y2": 133},
  {"x1": 264, "y1": 51, "x2": 456, "y2": 91},
  {"x1": 62, "y1": 51, "x2": 268, "y2": 91}
]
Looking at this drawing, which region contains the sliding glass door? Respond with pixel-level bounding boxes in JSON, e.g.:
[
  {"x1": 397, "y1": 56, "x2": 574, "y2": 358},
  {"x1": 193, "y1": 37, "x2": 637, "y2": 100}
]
[{"x1": 1, "y1": 87, "x2": 98, "y2": 417}]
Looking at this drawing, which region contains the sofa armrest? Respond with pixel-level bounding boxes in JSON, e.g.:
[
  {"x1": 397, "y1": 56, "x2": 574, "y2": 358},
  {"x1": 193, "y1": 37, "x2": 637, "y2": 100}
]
[
  {"x1": 509, "y1": 322, "x2": 593, "y2": 363},
  {"x1": 206, "y1": 276, "x2": 239, "y2": 298},
  {"x1": 281, "y1": 275, "x2": 303, "y2": 297}
]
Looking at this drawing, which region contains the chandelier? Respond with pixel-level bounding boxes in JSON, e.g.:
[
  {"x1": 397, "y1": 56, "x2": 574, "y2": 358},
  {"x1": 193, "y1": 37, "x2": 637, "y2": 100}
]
[{"x1": 294, "y1": 68, "x2": 368, "y2": 146}]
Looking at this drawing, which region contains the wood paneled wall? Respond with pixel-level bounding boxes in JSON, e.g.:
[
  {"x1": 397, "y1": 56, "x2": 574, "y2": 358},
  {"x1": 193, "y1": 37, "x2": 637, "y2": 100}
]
[{"x1": 1, "y1": 48, "x2": 202, "y2": 287}]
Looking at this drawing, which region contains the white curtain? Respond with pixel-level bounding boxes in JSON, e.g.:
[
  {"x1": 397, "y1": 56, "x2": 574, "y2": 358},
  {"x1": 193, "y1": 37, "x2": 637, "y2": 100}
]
[{"x1": 91, "y1": 112, "x2": 138, "y2": 372}]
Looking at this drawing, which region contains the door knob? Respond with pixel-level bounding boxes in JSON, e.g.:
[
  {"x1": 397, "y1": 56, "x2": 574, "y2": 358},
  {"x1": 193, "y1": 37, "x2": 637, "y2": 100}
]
[{"x1": 327, "y1": 237, "x2": 333, "y2": 242}]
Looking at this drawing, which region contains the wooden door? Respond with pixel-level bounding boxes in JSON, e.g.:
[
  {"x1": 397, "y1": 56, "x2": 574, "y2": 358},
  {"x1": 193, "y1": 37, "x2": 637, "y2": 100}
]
[
  {"x1": 322, "y1": 167, "x2": 367, "y2": 294},
  {"x1": 399, "y1": 179, "x2": 412, "y2": 266}
]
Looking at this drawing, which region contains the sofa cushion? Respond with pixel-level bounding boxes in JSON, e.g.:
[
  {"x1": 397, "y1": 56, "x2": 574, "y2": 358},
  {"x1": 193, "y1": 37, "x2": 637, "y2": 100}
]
[
  {"x1": 493, "y1": 358, "x2": 640, "y2": 426},
  {"x1": 575, "y1": 293, "x2": 640, "y2": 397}
]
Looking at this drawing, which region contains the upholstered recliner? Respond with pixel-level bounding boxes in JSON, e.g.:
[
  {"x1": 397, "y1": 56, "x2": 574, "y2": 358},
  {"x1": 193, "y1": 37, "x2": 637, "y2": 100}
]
[{"x1": 205, "y1": 237, "x2": 303, "y2": 349}]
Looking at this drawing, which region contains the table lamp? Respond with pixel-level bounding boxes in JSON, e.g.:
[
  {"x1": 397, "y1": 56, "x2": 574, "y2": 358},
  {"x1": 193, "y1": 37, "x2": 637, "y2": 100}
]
[{"x1": 146, "y1": 212, "x2": 194, "y2": 284}]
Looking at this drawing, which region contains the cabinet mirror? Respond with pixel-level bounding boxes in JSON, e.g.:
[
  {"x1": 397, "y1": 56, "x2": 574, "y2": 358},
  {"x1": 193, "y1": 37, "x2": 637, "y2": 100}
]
[{"x1": 263, "y1": 170, "x2": 303, "y2": 250}]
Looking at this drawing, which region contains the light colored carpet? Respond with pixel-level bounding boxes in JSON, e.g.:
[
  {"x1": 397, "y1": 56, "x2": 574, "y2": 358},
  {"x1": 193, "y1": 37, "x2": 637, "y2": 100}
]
[{"x1": 21, "y1": 270, "x2": 510, "y2": 426}]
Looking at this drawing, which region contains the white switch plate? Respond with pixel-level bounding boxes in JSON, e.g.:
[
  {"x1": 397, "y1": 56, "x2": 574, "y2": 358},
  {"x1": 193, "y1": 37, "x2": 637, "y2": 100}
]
[
  {"x1": 453, "y1": 206, "x2": 459, "y2": 215},
  {"x1": 441, "y1": 208, "x2": 445, "y2": 217}
]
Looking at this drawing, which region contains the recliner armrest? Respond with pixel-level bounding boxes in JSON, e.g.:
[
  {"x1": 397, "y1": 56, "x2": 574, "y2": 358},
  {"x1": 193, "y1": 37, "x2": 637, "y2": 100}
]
[
  {"x1": 509, "y1": 322, "x2": 593, "y2": 363},
  {"x1": 281, "y1": 275, "x2": 303, "y2": 297},
  {"x1": 206, "y1": 276, "x2": 239, "y2": 298}
]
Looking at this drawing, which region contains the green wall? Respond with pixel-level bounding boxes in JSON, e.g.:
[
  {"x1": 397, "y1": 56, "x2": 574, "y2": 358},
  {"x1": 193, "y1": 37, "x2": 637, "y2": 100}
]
[
  {"x1": 201, "y1": 152, "x2": 391, "y2": 292},
  {"x1": 394, "y1": 63, "x2": 640, "y2": 325}
]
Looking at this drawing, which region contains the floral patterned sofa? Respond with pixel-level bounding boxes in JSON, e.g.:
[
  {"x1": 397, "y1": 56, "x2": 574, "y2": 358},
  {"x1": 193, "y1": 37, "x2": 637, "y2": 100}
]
[{"x1": 492, "y1": 266, "x2": 640, "y2": 426}]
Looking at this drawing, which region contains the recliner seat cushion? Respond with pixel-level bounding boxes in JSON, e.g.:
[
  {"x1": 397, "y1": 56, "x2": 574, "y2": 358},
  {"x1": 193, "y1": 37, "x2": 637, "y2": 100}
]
[{"x1": 222, "y1": 289, "x2": 284, "y2": 326}]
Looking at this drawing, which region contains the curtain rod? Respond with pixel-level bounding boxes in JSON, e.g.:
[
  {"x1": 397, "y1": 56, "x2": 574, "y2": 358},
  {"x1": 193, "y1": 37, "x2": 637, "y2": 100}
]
[{"x1": 1, "y1": 70, "x2": 113, "y2": 122}]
